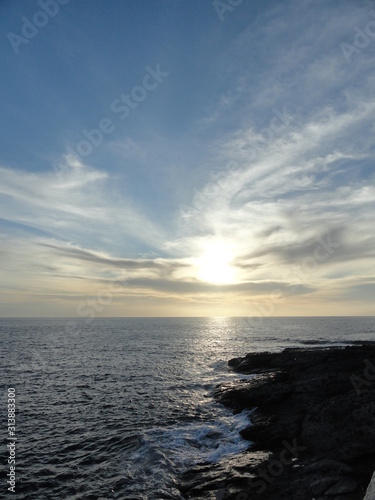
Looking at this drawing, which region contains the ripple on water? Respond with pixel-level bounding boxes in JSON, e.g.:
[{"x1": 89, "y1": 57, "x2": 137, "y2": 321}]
[{"x1": 1, "y1": 317, "x2": 375, "y2": 498}]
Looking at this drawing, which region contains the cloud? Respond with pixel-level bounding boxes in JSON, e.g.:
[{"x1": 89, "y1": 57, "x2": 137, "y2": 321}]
[
  {"x1": 1, "y1": 0, "x2": 375, "y2": 316},
  {"x1": 166, "y1": 12, "x2": 375, "y2": 313},
  {"x1": 0, "y1": 157, "x2": 165, "y2": 252},
  {"x1": 37, "y1": 240, "x2": 189, "y2": 281}
]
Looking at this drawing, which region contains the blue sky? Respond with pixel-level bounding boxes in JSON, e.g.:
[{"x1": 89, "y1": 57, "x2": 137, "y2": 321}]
[{"x1": 1, "y1": 0, "x2": 375, "y2": 317}]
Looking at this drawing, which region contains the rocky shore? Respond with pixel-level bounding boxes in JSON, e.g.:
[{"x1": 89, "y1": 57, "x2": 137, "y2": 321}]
[{"x1": 179, "y1": 343, "x2": 375, "y2": 500}]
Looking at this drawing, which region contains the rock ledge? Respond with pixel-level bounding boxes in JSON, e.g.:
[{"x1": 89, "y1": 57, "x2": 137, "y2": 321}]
[{"x1": 180, "y1": 344, "x2": 375, "y2": 499}]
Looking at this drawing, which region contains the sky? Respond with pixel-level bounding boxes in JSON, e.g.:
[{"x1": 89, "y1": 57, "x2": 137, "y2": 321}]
[{"x1": 0, "y1": 0, "x2": 375, "y2": 317}]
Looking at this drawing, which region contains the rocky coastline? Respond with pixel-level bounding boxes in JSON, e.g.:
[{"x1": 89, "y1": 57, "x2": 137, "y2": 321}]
[{"x1": 179, "y1": 343, "x2": 375, "y2": 499}]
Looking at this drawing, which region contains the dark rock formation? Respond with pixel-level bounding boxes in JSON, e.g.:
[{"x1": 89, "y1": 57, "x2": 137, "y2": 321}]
[{"x1": 179, "y1": 344, "x2": 375, "y2": 499}]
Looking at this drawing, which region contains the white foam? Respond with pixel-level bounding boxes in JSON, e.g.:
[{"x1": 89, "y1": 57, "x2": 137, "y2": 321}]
[
  {"x1": 123, "y1": 363, "x2": 255, "y2": 495},
  {"x1": 364, "y1": 470, "x2": 375, "y2": 499},
  {"x1": 133, "y1": 407, "x2": 252, "y2": 468}
]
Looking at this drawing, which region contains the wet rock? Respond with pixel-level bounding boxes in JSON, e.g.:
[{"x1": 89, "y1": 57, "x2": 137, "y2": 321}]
[
  {"x1": 304, "y1": 459, "x2": 353, "y2": 474},
  {"x1": 310, "y1": 477, "x2": 340, "y2": 496},
  {"x1": 324, "y1": 478, "x2": 358, "y2": 495},
  {"x1": 179, "y1": 344, "x2": 375, "y2": 499}
]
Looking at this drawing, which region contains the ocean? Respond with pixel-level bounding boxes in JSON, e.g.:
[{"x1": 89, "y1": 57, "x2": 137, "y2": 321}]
[{"x1": 1, "y1": 316, "x2": 375, "y2": 499}]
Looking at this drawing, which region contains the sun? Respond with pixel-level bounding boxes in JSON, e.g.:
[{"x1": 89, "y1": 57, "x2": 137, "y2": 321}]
[{"x1": 197, "y1": 241, "x2": 237, "y2": 285}]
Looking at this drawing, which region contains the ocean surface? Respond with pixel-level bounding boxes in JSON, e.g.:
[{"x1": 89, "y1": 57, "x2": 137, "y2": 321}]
[{"x1": 1, "y1": 316, "x2": 375, "y2": 499}]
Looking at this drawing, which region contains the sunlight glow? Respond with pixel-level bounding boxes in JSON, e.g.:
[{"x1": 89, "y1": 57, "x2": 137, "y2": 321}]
[{"x1": 197, "y1": 241, "x2": 237, "y2": 285}]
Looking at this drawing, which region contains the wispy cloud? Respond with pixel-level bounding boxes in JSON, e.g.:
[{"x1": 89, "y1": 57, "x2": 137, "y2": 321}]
[
  {"x1": 0, "y1": 157, "x2": 165, "y2": 253},
  {"x1": 1, "y1": 0, "x2": 375, "y2": 316}
]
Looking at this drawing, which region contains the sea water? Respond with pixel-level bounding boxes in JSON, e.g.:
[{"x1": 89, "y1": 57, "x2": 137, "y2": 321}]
[{"x1": 1, "y1": 316, "x2": 374, "y2": 499}]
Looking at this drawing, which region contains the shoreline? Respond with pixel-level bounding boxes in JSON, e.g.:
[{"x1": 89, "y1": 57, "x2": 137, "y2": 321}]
[{"x1": 180, "y1": 343, "x2": 375, "y2": 499}]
